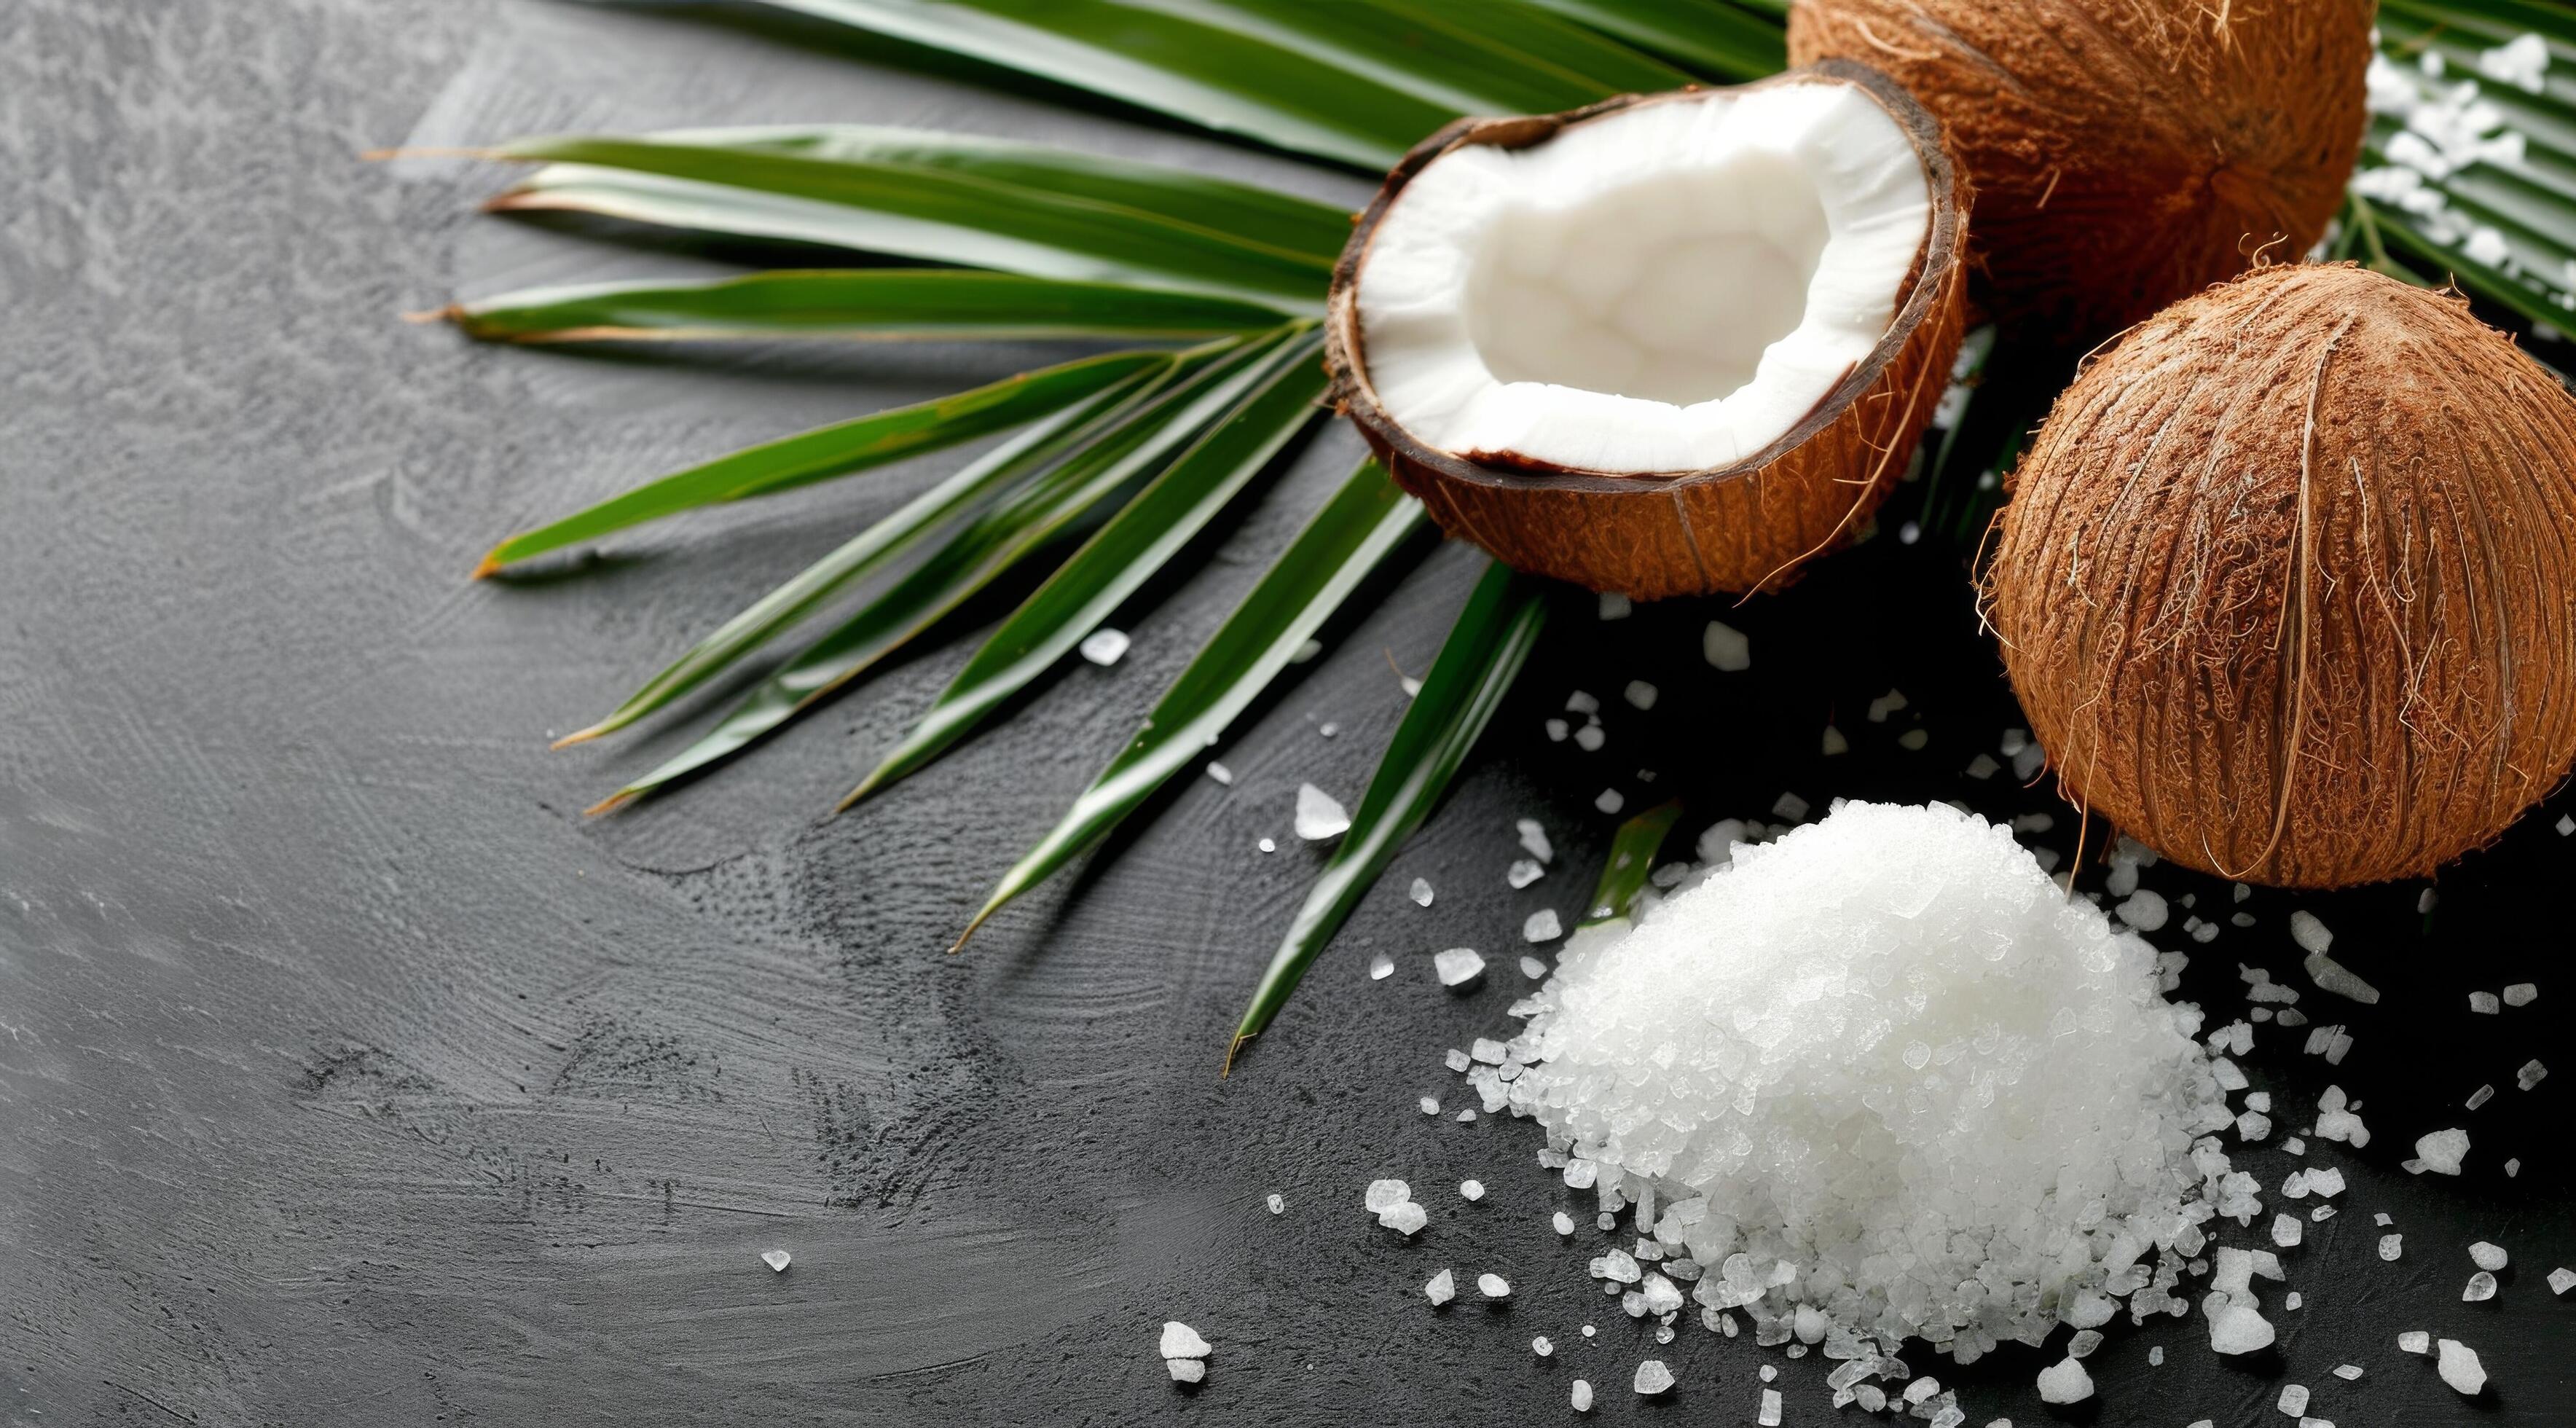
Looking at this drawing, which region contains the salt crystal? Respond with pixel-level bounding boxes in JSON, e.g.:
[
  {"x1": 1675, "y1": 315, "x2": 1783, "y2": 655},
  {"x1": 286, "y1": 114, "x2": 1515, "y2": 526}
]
[
  {"x1": 1966, "y1": 754, "x2": 2000, "y2": 780},
  {"x1": 2067, "y1": 1330, "x2": 2103, "y2": 1358},
  {"x1": 2518, "y1": 1059, "x2": 2548, "y2": 1090},
  {"x1": 1574, "y1": 723, "x2": 1605, "y2": 751},
  {"x1": 2464, "y1": 1271, "x2": 2497, "y2": 1301},
  {"x1": 1866, "y1": 688, "x2": 1907, "y2": 722},
  {"x1": 1898, "y1": 729, "x2": 1930, "y2": 750},
  {"x1": 1772, "y1": 792, "x2": 1810, "y2": 821},
  {"x1": 1703, "y1": 621, "x2": 1751, "y2": 672},
  {"x1": 1595, "y1": 788, "x2": 1625, "y2": 815},
  {"x1": 1598, "y1": 592, "x2": 1632, "y2": 621},
  {"x1": 1364, "y1": 1180, "x2": 1410, "y2": 1212},
  {"x1": 1507, "y1": 858, "x2": 1544, "y2": 889},
  {"x1": 1524, "y1": 909, "x2": 1563, "y2": 943},
  {"x1": 2149, "y1": 1346, "x2": 2164, "y2": 1365},
  {"x1": 1292, "y1": 784, "x2": 1349, "y2": 841},
  {"x1": 1409, "y1": 877, "x2": 1433, "y2": 906},
  {"x1": 2278, "y1": 1384, "x2": 2309, "y2": 1416},
  {"x1": 1371, "y1": 954, "x2": 1395, "y2": 981},
  {"x1": 1443, "y1": 1048, "x2": 1470, "y2": 1072},
  {"x1": 2118, "y1": 889, "x2": 2169, "y2": 930},
  {"x1": 1433, "y1": 948, "x2": 1485, "y2": 987},
  {"x1": 2381, "y1": 1232, "x2": 2406, "y2": 1261},
  {"x1": 1206, "y1": 761, "x2": 1233, "y2": 785},
  {"x1": 1256, "y1": 837, "x2": 1275, "y2": 854},
  {"x1": 1633, "y1": 1360, "x2": 1675, "y2": 1395},
  {"x1": 2273, "y1": 1214, "x2": 2303, "y2": 1247},
  {"x1": 1623, "y1": 680, "x2": 1658, "y2": 710},
  {"x1": 1378, "y1": 1199, "x2": 1426, "y2": 1232},
  {"x1": 2210, "y1": 1304, "x2": 2276, "y2": 1354},
  {"x1": 2289, "y1": 910, "x2": 2333, "y2": 953},
  {"x1": 1517, "y1": 817, "x2": 1553, "y2": 863},
  {"x1": 2508, "y1": 1158, "x2": 2521, "y2": 1177},
  {"x1": 1545, "y1": 718, "x2": 1569, "y2": 742},
  {"x1": 1759, "y1": 1386, "x2": 1783, "y2": 1424},
  {"x1": 1823, "y1": 725, "x2": 1849, "y2": 756},
  {"x1": 2400, "y1": 1330, "x2": 2431, "y2": 1354},
  {"x1": 2308, "y1": 1166, "x2": 2345, "y2": 1197},
  {"x1": 1552, "y1": 1211, "x2": 1574, "y2": 1235},
  {"x1": 1479, "y1": 1272, "x2": 1510, "y2": 1298},
  {"x1": 1076, "y1": 627, "x2": 1128, "y2": 666},
  {"x1": 2285, "y1": 1291, "x2": 2303, "y2": 1310},
  {"x1": 1459, "y1": 1180, "x2": 1485, "y2": 1201},
  {"x1": 1161, "y1": 1322, "x2": 1212, "y2": 1359},
  {"x1": 2414, "y1": 1128, "x2": 2470, "y2": 1175},
  {"x1": 2503, "y1": 981, "x2": 2537, "y2": 1006},
  {"x1": 2470, "y1": 1241, "x2": 2509, "y2": 1271},
  {"x1": 2332, "y1": 1364, "x2": 2362, "y2": 1381},
  {"x1": 1266, "y1": 1193, "x2": 1284, "y2": 1215},
  {"x1": 761, "y1": 1249, "x2": 790, "y2": 1273},
  {"x1": 1424, "y1": 1269, "x2": 1455, "y2": 1306},
  {"x1": 1532, "y1": 1334, "x2": 1554, "y2": 1357},
  {"x1": 2469, "y1": 991, "x2": 2501, "y2": 1013},
  {"x1": 2303, "y1": 949, "x2": 2380, "y2": 1004},
  {"x1": 2549, "y1": 1267, "x2": 2576, "y2": 1295},
  {"x1": 1570, "y1": 1379, "x2": 1593, "y2": 1412},
  {"x1": 2437, "y1": 1338, "x2": 2485, "y2": 1394},
  {"x1": 1166, "y1": 1357, "x2": 1204, "y2": 1384}
]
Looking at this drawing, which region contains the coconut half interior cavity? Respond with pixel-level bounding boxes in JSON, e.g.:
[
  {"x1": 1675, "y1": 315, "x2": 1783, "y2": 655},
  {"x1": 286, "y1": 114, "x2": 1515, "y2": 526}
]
[
  {"x1": 1327, "y1": 65, "x2": 1968, "y2": 598},
  {"x1": 1352, "y1": 80, "x2": 1931, "y2": 476}
]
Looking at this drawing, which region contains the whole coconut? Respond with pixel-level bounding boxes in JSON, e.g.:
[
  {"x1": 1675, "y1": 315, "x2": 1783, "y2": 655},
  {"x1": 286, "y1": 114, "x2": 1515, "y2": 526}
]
[
  {"x1": 1984, "y1": 264, "x2": 2576, "y2": 888},
  {"x1": 1789, "y1": 0, "x2": 2372, "y2": 346}
]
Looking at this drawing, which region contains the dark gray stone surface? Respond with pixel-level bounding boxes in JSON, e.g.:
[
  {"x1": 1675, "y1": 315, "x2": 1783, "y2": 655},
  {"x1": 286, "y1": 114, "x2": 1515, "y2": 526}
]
[{"x1": 1, "y1": 4, "x2": 2567, "y2": 1424}]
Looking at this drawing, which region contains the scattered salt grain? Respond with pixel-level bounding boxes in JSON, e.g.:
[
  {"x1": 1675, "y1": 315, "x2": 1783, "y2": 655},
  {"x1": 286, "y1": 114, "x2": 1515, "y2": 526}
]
[
  {"x1": 1574, "y1": 723, "x2": 1605, "y2": 751},
  {"x1": 2464, "y1": 1271, "x2": 2498, "y2": 1301},
  {"x1": 2518, "y1": 1059, "x2": 2548, "y2": 1090},
  {"x1": 2467, "y1": 1084, "x2": 2494, "y2": 1110},
  {"x1": 1633, "y1": 1360, "x2": 1674, "y2": 1396},
  {"x1": 2273, "y1": 1214, "x2": 2304, "y2": 1247},
  {"x1": 1409, "y1": 877, "x2": 1434, "y2": 906},
  {"x1": 2116, "y1": 889, "x2": 2169, "y2": 931},
  {"x1": 2211, "y1": 1304, "x2": 2277, "y2": 1355},
  {"x1": 1623, "y1": 680, "x2": 1658, "y2": 711},
  {"x1": 2148, "y1": 1346, "x2": 2164, "y2": 1365},
  {"x1": 1291, "y1": 638, "x2": 1322, "y2": 663},
  {"x1": 1424, "y1": 1269, "x2": 1455, "y2": 1306},
  {"x1": 2437, "y1": 1338, "x2": 2486, "y2": 1394},
  {"x1": 1371, "y1": 954, "x2": 1395, "y2": 981},
  {"x1": 1364, "y1": 1180, "x2": 1410, "y2": 1212},
  {"x1": 1459, "y1": 1180, "x2": 1485, "y2": 1201},
  {"x1": 1598, "y1": 592, "x2": 1632, "y2": 621},
  {"x1": 1077, "y1": 627, "x2": 1128, "y2": 666},
  {"x1": 2549, "y1": 1267, "x2": 2575, "y2": 1295},
  {"x1": 2381, "y1": 1234, "x2": 2404, "y2": 1260},
  {"x1": 1866, "y1": 688, "x2": 1907, "y2": 723},
  {"x1": 1966, "y1": 753, "x2": 2000, "y2": 780},
  {"x1": 1552, "y1": 1212, "x2": 1574, "y2": 1235},
  {"x1": 1532, "y1": 1334, "x2": 1553, "y2": 1357},
  {"x1": 1507, "y1": 858, "x2": 1544, "y2": 889},
  {"x1": 1523, "y1": 909, "x2": 1562, "y2": 944},
  {"x1": 1433, "y1": 948, "x2": 1485, "y2": 988},
  {"x1": 2414, "y1": 1128, "x2": 2470, "y2": 1175},
  {"x1": 1378, "y1": 1201, "x2": 1425, "y2": 1235},
  {"x1": 1292, "y1": 784, "x2": 1349, "y2": 841},
  {"x1": 1897, "y1": 729, "x2": 1930, "y2": 750},
  {"x1": 1595, "y1": 788, "x2": 1625, "y2": 815},
  {"x1": 1478, "y1": 1272, "x2": 1510, "y2": 1298},
  {"x1": 1266, "y1": 1193, "x2": 1284, "y2": 1215},
  {"x1": 761, "y1": 1249, "x2": 790, "y2": 1273},
  {"x1": 2400, "y1": 1330, "x2": 2431, "y2": 1354},
  {"x1": 2286, "y1": 1291, "x2": 2304, "y2": 1311},
  {"x1": 2289, "y1": 910, "x2": 2333, "y2": 954},
  {"x1": 1206, "y1": 761, "x2": 1233, "y2": 786},
  {"x1": 1703, "y1": 621, "x2": 1751, "y2": 672},
  {"x1": 1520, "y1": 955, "x2": 1549, "y2": 980},
  {"x1": 1161, "y1": 1322, "x2": 1211, "y2": 1359},
  {"x1": 2469, "y1": 991, "x2": 2501, "y2": 1013},
  {"x1": 1256, "y1": 837, "x2": 1275, "y2": 854},
  {"x1": 1517, "y1": 818, "x2": 1553, "y2": 863},
  {"x1": 1545, "y1": 718, "x2": 1569, "y2": 742},
  {"x1": 1166, "y1": 1358, "x2": 1204, "y2": 1384},
  {"x1": 1823, "y1": 725, "x2": 1849, "y2": 756},
  {"x1": 1570, "y1": 1379, "x2": 1593, "y2": 1412},
  {"x1": 2035, "y1": 1358, "x2": 2093, "y2": 1404},
  {"x1": 2278, "y1": 1384, "x2": 2309, "y2": 1416},
  {"x1": 2470, "y1": 1241, "x2": 2509, "y2": 1271},
  {"x1": 2303, "y1": 949, "x2": 2380, "y2": 1004},
  {"x1": 2333, "y1": 1364, "x2": 2363, "y2": 1381}
]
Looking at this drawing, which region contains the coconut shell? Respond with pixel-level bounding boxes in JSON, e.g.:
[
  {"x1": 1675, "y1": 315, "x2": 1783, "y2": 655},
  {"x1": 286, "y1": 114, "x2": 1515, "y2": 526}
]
[
  {"x1": 1789, "y1": 0, "x2": 2371, "y2": 348},
  {"x1": 1985, "y1": 264, "x2": 2576, "y2": 888},
  {"x1": 1324, "y1": 63, "x2": 1969, "y2": 600}
]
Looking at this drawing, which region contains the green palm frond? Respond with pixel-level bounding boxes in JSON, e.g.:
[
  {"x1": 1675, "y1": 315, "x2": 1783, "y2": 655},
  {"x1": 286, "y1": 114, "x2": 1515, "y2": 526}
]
[{"x1": 427, "y1": 0, "x2": 2576, "y2": 1057}]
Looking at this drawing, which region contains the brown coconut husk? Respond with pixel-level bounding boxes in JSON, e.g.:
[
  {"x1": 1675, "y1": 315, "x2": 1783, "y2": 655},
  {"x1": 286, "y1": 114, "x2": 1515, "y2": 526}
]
[
  {"x1": 1984, "y1": 263, "x2": 2576, "y2": 889},
  {"x1": 1324, "y1": 62, "x2": 1969, "y2": 599},
  {"x1": 1790, "y1": 0, "x2": 2372, "y2": 349}
]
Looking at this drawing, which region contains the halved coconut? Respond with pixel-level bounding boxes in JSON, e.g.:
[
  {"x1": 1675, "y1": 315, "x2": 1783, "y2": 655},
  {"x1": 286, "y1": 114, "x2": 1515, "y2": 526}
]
[{"x1": 1325, "y1": 63, "x2": 1968, "y2": 598}]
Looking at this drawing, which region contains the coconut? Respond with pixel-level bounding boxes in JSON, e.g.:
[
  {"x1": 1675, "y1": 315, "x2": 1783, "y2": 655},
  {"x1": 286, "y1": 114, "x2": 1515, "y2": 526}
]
[
  {"x1": 1324, "y1": 63, "x2": 1968, "y2": 598},
  {"x1": 1984, "y1": 263, "x2": 2576, "y2": 888},
  {"x1": 1788, "y1": 0, "x2": 2371, "y2": 347}
]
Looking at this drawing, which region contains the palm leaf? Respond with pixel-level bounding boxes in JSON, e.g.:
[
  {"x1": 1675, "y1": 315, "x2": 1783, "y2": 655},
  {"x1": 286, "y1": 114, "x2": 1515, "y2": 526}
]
[
  {"x1": 439, "y1": 270, "x2": 1299, "y2": 344},
  {"x1": 482, "y1": 128, "x2": 1335, "y2": 306},
  {"x1": 843, "y1": 327, "x2": 1328, "y2": 807},
  {"x1": 1582, "y1": 798, "x2": 1684, "y2": 925},
  {"x1": 588, "y1": 329, "x2": 1300, "y2": 811},
  {"x1": 1227, "y1": 561, "x2": 1550, "y2": 1070},
  {"x1": 557, "y1": 361, "x2": 1179, "y2": 745},
  {"x1": 1515, "y1": 0, "x2": 1787, "y2": 80},
  {"x1": 476, "y1": 348, "x2": 1171, "y2": 576},
  {"x1": 949, "y1": 458, "x2": 1427, "y2": 949}
]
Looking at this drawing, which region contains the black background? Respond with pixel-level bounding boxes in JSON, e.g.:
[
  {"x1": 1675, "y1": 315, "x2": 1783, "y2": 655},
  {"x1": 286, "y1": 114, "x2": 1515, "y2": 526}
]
[{"x1": 1, "y1": 4, "x2": 2567, "y2": 1424}]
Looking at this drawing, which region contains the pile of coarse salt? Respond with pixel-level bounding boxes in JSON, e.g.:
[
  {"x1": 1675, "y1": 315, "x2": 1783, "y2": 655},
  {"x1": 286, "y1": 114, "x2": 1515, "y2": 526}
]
[{"x1": 1488, "y1": 801, "x2": 2246, "y2": 1377}]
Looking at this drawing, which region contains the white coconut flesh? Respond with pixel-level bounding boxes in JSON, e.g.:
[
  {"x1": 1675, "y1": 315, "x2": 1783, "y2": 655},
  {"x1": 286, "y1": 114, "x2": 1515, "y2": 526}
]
[{"x1": 1354, "y1": 82, "x2": 1932, "y2": 476}]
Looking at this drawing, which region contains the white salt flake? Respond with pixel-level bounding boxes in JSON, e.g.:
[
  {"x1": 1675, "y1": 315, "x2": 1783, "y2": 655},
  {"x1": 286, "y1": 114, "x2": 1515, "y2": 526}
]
[
  {"x1": 1822, "y1": 725, "x2": 1849, "y2": 756},
  {"x1": 1703, "y1": 621, "x2": 1751, "y2": 671},
  {"x1": 1545, "y1": 718, "x2": 1569, "y2": 742},
  {"x1": 2116, "y1": 889, "x2": 2169, "y2": 931},
  {"x1": 2414, "y1": 1127, "x2": 2470, "y2": 1175},
  {"x1": 2502, "y1": 981, "x2": 2537, "y2": 1006},
  {"x1": 1520, "y1": 955, "x2": 1549, "y2": 980},
  {"x1": 1256, "y1": 837, "x2": 1275, "y2": 854},
  {"x1": 1409, "y1": 877, "x2": 1433, "y2": 906},
  {"x1": 1523, "y1": 909, "x2": 1562, "y2": 944},
  {"x1": 1553, "y1": 1212, "x2": 1574, "y2": 1235},
  {"x1": 2035, "y1": 1358, "x2": 2093, "y2": 1404},
  {"x1": 1598, "y1": 592, "x2": 1632, "y2": 621},
  {"x1": 1759, "y1": 1386, "x2": 1783, "y2": 1425},
  {"x1": 1418, "y1": 1095, "x2": 1438, "y2": 1115},
  {"x1": 761, "y1": 1249, "x2": 790, "y2": 1273},
  {"x1": 1364, "y1": 1180, "x2": 1410, "y2": 1212},
  {"x1": 1205, "y1": 761, "x2": 1233, "y2": 786},
  {"x1": 1965, "y1": 754, "x2": 2000, "y2": 780},
  {"x1": 1507, "y1": 858, "x2": 1544, "y2": 889},
  {"x1": 2548, "y1": 1267, "x2": 2576, "y2": 1295},
  {"x1": 1370, "y1": 954, "x2": 1394, "y2": 981},
  {"x1": 1292, "y1": 784, "x2": 1349, "y2": 841},
  {"x1": 2211, "y1": 1304, "x2": 2277, "y2": 1355},
  {"x1": 1595, "y1": 788, "x2": 1625, "y2": 815},
  {"x1": 1166, "y1": 1357, "x2": 1205, "y2": 1384},
  {"x1": 2303, "y1": 949, "x2": 2380, "y2": 1004},
  {"x1": 2400, "y1": 1330, "x2": 2430, "y2": 1354},
  {"x1": 2464, "y1": 1271, "x2": 2497, "y2": 1301},
  {"x1": 2289, "y1": 910, "x2": 2333, "y2": 954},
  {"x1": 2470, "y1": 1241, "x2": 2509, "y2": 1271},
  {"x1": 1898, "y1": 729, "x2": 1930, "y2": 750},
  {"x1": 1289, "y1": 638, "x2": 1322, "y2": 663},
  {"x1": 1266, "y1": 1193, "x2": 1284, "y2": 1215},
  {"x1": 2381, "y1": 1233, "x2": 2404, "y2": 1261},
  {"x1": 2333, "y1": 1364, "x2": 2363, "y2": 1381},
  {"x1": 2272, "y1": 1213, "x2": 2303, "y2": 1247},
  {"x1": 1478, "y1": 1272, "x2": 1510, "y2": 1298},
  {"x1": 1077, "y1": 627, "x2": 1129, "y2": 666},
  {"x1": 1866, "y1": 688, "x2": 1907, "y2": 723},
  {"x1": 1517, "y1": 817, "x2": 1553, "y2": 863},
  {"x1": 2437, "y1": 1338, "x2": 2486, "y2": 1395},
  {"x1": 2278, "y1": 1384, "x2": 2309, "y2": 1416},
  {"x1": 1458, "y1": 1180, "x2": 1485, "y2": 1201},
  {"x1": 1570, "y1": 1379, "x2": 1593, "y2": 1412},
  {"x1": 1574, "y1": 723, "x2": 1606, "y2": 751},
  {"x1": 1533, "y1": 1335, "x2": 1554, "y2": 1357},
  {"x1": 1161, "y1": 1322, "x2": 1212, "y2": 1358},
  {"x1": 2469, "y1": 991, "x2": 2501, "y2": 1014},
  {"x1": 1433, "y1": 948, "x2": 1485, "y2": 988},
  {"x1": 1623, "y1": 680, "x2": 1658, "y2": 710},
  {"x1": 1424, "y1": 1268, "x2": 1455, "y2": 1306},
  {"x1": 1632, "y1": 1360, "x2": 1674, "y2": 1396}
]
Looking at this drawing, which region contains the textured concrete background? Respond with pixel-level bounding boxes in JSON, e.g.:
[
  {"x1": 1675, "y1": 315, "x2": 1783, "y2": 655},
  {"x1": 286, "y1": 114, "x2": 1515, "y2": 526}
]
[{"x1": 1, "y1": 3, "x2": 2568, "y2": 1424}]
